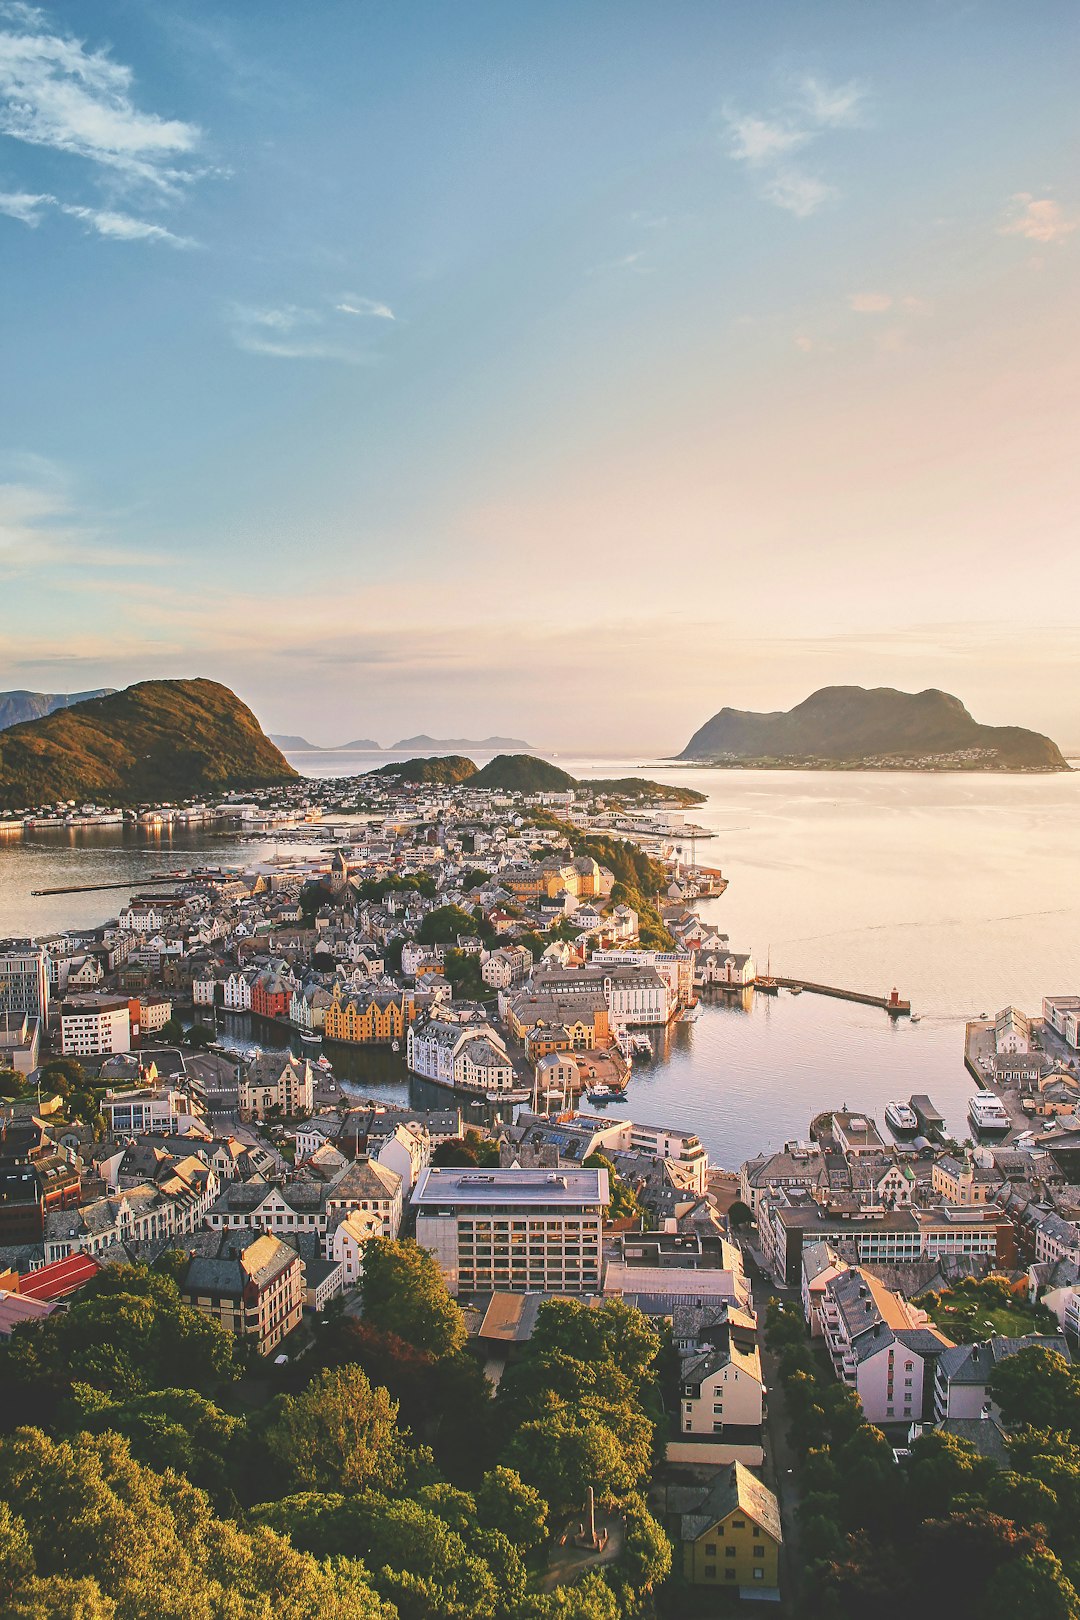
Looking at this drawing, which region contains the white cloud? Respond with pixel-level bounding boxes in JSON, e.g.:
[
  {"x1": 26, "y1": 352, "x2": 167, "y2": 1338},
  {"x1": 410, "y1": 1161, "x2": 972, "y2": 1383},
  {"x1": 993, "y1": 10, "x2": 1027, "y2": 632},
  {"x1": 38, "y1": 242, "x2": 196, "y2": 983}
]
[
  {"x1": 724, "y1": 111, "x2": 809, "y2": 166},
  {"x1": 849, "y1": 291, "x2": 893, "y2": 313},
  {"x1": 0, "y1": 186, "x2": 49, "y2": 222},
  {"x1": 762, "y1": 169, "x2": 834, "y2": 218},
  {"x1": 0, "y1": 186, "x2": 192, "y2": 245},
  {"x1": 721, "y1": 77, "x2": 867, "y2": 218},
  {"x1": 0, "y1": 3, "x2": 201, "y2": 192},
  {"x1": 336, "y1": 295, "x2": 395, "y2": 320},
  {"x1": 999, "y1": 193, "x2": 1078, "y2": 246},
  {"x1": 797, "y1": 75, "x2": 866, "y2": 128},
  {"x1": 228, "y1": 302, "x2": 378, "y2": 363}
]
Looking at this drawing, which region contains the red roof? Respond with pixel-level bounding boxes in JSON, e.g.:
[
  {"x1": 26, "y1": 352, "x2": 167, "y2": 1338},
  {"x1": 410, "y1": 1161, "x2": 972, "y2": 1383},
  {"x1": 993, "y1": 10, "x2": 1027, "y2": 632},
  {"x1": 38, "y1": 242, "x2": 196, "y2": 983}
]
[{"x1": 19, "y1": 1254, "x2": 100, "y2": 1301}]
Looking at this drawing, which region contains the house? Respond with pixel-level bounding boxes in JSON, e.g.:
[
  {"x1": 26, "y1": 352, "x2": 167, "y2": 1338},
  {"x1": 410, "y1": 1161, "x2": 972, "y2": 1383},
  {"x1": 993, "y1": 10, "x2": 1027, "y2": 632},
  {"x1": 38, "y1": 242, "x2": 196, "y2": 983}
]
[
  {"x1": 672, "y1": 1462, "x2": 781, "y2": 1597},
  {"x1": 934, "y1": 1333, "x2": 1072, "y2": 1421},
  {"x1": 933, "y1": 1153, "x2": 1002, "y2": 1206},
  {"x1": 329, "y1": 1207, "x2": 383, "y2": 1286},
  {"x1": 182, "y1": 1232, "x2": 304, "y2": 1356},
  {"x1": 323, "y1": 984, "x2": 417, "y2": 1045},
  {"x1": 680, "y1": 1332, "x2": 765, "y2": 1435},
  {"x1": 325, "y1": 1158, "x2": 403, "y2": 1242},
  {"x1": 995, "y1": 1005, "x2": 1033, "y2": 1055},
  {"x1": 238, "y1": 1053, "x2": 314, "y2": 1121},
  {"x1": 377, "y1": 1122, "x2": 430, "y2": 1196},
  {"x1": 820, "y1": 1266, "x2": 953, "y2": 1426}
]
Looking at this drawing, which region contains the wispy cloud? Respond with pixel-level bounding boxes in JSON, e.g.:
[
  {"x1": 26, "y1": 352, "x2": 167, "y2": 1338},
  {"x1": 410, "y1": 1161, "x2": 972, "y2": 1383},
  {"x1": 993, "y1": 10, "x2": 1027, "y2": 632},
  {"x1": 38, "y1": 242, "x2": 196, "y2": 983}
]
[
  {"x1": 0, "y1": 2, "x2": 202, "y2": 193},
  {"x1": 761, "y1": 170, "x2": 835, "y2": 218},
  {"x1": 721, "y1": 74, "x2": 867, "y2": 218},
  {"x1": 724, "y1": 112, "x2": 809, "y2": 166},
  {"x1": 0, "y1": 186, "x2": 193, "y2": 245},
  {"x1": 999, "y1": 193, "x2": 1077, "y2": 246},
  {"x1": 796, "y1": 75, "x2": 867, "y2": 129},
  {"x1": 228, "y1": 300, "x2": 390, "y2": 363},
  {"x1": 849, "y1": 291, "x2": 893, "y2": 313},
  {"x1": 0, "y1": 452, "x2": 165, "y2": 576},
  {"x1": 335, "y1": 295, "x2": 395, "y2": 320}
]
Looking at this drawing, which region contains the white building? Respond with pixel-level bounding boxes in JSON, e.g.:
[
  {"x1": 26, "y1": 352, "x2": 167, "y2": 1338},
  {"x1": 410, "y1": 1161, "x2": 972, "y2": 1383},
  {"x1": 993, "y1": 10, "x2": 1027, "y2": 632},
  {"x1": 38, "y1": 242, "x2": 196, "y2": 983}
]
[
  {"x1": 821, "y1": 1266, "x2": 951, "y2": 1426},
  {"x1": 413, "y1": 1165, "x2": 607, "y2": 1296},
  {"x1": 995, "y1": 1005, "x2": 1032, "y2": 1055},
  {"x1": 329, "y1": 1207, "x2": 383, "y2": 1287},
  {"x1": 60, "y1": 995, "x2": 131, "y2": 1057},
  {"x1": 325, "y1": 1158, "x2": 403, "y2": 1242},
  {"x1": 377, "y1": 1122, "x2": 430, "y2": 1196},
  {"x1": 238, "y1": 1053, "x2": 314, "y2": 1121},
  {"x1": 934, "y1": 1333, "x2": 1072, "y2": 1422},
  {"x1": 102, "y1": 1087, "x2": 198, "y2": 1135},
  {"x1": 407, "y1": 1018, "x2": 516, "y2": 1093},
  {"x1": 0, "y1": 941, "x2": 50, "y2": 1024},
  {"x1": 1044, "y1": 996, "x2": 1080, "y2": 1051},
  {"x1": 680, "y1": 1339, "x2": 765, "y2": 1435}
]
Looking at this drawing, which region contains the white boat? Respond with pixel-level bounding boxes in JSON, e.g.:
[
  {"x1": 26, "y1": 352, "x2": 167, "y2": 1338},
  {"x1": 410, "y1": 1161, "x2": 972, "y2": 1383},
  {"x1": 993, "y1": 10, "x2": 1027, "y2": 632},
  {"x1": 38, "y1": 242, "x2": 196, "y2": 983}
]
[
  {"x1": 587, "y1": 1084, "x2": 627, "y2": 1105},
  {"x1": 300, "y1": 1031, "x2": 320, "y2": 1043},
  {"x1": 968, "y1": 1091, "x2": 1011, "y2": 1133},
  {"x1": 629, "y1": 1034, "x2": 652, "y2": 1057},
  {"x1": 910, "y1": 1013, "x2": 921, "y2": 1024},
  {"x1": 885, "y1": 1100, "x2": 919, "y2": 1135}
]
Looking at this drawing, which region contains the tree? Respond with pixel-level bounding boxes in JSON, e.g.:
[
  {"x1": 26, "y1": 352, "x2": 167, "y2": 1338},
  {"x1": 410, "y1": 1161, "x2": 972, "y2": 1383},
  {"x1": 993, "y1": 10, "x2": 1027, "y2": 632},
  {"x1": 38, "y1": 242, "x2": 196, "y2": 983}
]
[
  {"x1": 37, "y1": 1059, "x2": 85, "y2": 1097},
  {"x1": 582, "y1": 1153, "x2": 640, "y2": 1222},
  {"x1": 518, "y1": 1571, "x2": 620, "y2": 1620},
  {"x1": 475, "y1": 1467, "x2": 548, "y2": 1550},
  {"x1": 506, "y1": 1409, "x2": 640, "y2": 1511},
  {"x1": 2, "y1": 1265, "x2": 237, "y2": 1399},
  {"x1": 727, "y1": 1199, "x2": 754, "y2": 1229},
  {"x1": 983, "y1": 1550, "x2": 1080, "y2": 1620},
  {"x1": 263, "y1": 1367, "x2": 411, "y2": 1495},
  {"x1": 990, "y1": 1347, "x2": 1080, "y2": 1436},
  {"x1": 358, "y1": 1239, "x2": 467, "y2": 1358},
  {"x1": 0, "y1": 1068, "x2": 27, "y2": 1097},
  {"x1": 186, "y1": 1023, "x2": 215, "y2": 1049},
  {"x1": 418, "y1": 905, "x2": 482, "y2": 946},
  {"x1": 157, "y1": 1017, "x2": 184, "y2": 1043},
  {"x1": 59, "y1": 1385, "x2": 243, "y2": 1510}
]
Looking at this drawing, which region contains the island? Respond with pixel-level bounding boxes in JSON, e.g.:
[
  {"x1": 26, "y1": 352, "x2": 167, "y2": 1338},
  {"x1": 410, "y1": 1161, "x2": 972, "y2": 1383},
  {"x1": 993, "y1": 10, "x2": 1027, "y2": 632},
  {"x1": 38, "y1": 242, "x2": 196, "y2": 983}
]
[
  {"x1": 391, "y1": 733, "x2": 536, "y2": 752},
  {"x1": 271, "y1": 734, "x2": 382, "y2": 752},
  {"x1": 0, "y1": 678, "x2": 299, "y2": 807},
  {"x1": 372, "y1": 753, "x2": 707, "y2": 804},
  {"x1": 677, "y1": 685, "x2": 1068, "y2": 771}
]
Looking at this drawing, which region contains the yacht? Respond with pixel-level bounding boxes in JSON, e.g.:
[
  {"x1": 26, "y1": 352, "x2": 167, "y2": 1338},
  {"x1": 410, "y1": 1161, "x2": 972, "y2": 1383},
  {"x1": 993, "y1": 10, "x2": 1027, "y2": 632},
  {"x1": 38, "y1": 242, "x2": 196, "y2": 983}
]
[
  {"x1": 968, "y1": 1091, "x2": 1011, "y2": 1134},
  {"x1": 587, "y1": 1083, "x2": 627, "y2": 1105},
  {"x1": 885, "y1": 1100, "x2": 919, "y2": 1135}
]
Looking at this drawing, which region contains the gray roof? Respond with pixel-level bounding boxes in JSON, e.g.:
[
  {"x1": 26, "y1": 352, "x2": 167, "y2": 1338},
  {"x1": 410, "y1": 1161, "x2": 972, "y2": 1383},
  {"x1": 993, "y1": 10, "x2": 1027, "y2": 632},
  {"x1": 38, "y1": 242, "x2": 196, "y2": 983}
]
[{"x1": 938, "y1": 1333, "x2": 1071, "y2": 1386}]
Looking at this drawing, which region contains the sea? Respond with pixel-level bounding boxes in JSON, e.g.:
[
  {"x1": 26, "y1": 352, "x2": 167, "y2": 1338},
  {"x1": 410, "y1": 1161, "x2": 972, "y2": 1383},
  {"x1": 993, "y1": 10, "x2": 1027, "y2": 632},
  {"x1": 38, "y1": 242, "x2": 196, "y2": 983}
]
[{"x1": 2, "y1": 753, "x2": 1079, "y2": 1169}]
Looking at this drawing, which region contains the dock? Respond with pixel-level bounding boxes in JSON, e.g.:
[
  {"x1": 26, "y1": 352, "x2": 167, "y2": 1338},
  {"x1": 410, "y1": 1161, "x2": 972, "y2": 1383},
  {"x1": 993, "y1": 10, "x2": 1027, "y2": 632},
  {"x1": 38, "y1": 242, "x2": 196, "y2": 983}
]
[
  {"x1": 909, "y1": 1094, "x2": 945, "y2": 1137},
  {"x1": 32, "y1": 869, "x2": 202, "y2": 897},
  {"x1": 773, "y1": 977, "x2": 911, "y2": 1016}
]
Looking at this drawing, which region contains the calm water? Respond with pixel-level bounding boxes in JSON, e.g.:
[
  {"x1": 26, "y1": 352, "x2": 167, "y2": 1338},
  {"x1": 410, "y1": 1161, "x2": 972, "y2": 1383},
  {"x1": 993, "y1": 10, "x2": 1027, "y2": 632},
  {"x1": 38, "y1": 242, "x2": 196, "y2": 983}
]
[{"x1": 2, "y1": 760, "x2": 1078, "y2": 1166}]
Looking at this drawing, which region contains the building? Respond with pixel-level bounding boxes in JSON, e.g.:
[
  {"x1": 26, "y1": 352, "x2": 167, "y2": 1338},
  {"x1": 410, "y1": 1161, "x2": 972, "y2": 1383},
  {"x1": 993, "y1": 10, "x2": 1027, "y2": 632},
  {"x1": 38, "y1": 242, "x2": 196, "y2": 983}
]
[
  {"x1": 325, "y1": 1157, "x2": 403, "y2": 1242},
  {"x1": 680, "y1": 1334, "x2": 765, "y2": 1435},
  {"x1": 934, "y1": 1333, "x2": 1072, "y2": 1422},
  {"x1": 324, "y1": 984, "x2": 417, "y2": 1045},
  {"x1": 101, "y1": 1087, "x2": 197, "y2": 1136},
  {"x1": 412, "y1": 1165, "x2": 607, "y2": 1296},
  {"x1": 481, "y1": 946, "x2": 533, "y2": 991},
  {"x1": 673, "y1": 1462, "x2": 781, "y2": 1597},
  {"x1": 0, "y1": 1012, "x2": 40, "y2": 1076},
  {"x1": 1044, "y1": 996, "x2": 1080, "y2": 1051},
  {"x1": 182, "y1": 1232, "x2": 304, "y2": 1356},
  {"x1": 932, "y1": 1153, "x2": 1001, "y2": 1206},
  {"x1": 406, "y1": 1018, "x2": 516, "y2": 1094},
  {"x1": 820, "y1": 1266, "x2": 953, "y2": 1425},
  {"x1": 832, "y1": 1112, "x2": 887, "y2": 1159},
  {"x1": 59, "y1": 995, "x2": 132, "y2": 1058},
  {"x1": 739, "y1": 1141, "x2": 828, "y2": 1218},
  {"x1": 995, "y1": 1005, "x2": 1032, "y2": 1055},
  {"x1": 238, "y1": 1053, "x2": 314, "y2": 1121},
  {"x1": 761, "y1": 1192, "x2": 1006, "y2": 1288},
  {"x1": 0, "y1": 1114, "x2": 80, "y2": 1244},
  {"x1": 376, "y1": 1122, "x2": 430, "y2": 1196},
  {"x1": 329, "y1": 1207, "x2": 383, "y2": 1286},
  {"x1": 0, "y1": 942, "x2": 50, "y2": 1025}
]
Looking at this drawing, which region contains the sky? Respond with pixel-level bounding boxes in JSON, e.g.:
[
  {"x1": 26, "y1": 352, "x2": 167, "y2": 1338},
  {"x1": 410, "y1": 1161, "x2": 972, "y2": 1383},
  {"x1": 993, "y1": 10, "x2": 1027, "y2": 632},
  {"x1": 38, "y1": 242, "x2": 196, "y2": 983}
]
[{"x1": 0, "y1": 1, "x2": 1078, "y2": 753}]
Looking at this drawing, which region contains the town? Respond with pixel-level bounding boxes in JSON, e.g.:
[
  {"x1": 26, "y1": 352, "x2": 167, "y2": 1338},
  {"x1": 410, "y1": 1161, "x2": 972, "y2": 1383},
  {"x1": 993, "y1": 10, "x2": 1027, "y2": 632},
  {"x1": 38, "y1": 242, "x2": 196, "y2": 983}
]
[{"x1": 2, "y1": 767, "x2": 1080, "y2": 1616}]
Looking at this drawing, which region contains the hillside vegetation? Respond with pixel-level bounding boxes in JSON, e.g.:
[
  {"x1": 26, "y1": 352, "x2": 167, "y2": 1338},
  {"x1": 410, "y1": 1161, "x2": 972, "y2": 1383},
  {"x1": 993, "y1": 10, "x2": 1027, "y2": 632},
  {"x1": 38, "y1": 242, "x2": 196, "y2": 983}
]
[
  {"x1": 469, "y1": 754, "x2": 576, "y2": 792},
  {"x1": 679, "y1": 685, "x2": 1067, "y2": 770},
  {"x1": 368, "y1": 755, "x2": 478, "y2": 785},
  {"x1": 0, "y1": 679, "x2": 298, "y2": 807}
]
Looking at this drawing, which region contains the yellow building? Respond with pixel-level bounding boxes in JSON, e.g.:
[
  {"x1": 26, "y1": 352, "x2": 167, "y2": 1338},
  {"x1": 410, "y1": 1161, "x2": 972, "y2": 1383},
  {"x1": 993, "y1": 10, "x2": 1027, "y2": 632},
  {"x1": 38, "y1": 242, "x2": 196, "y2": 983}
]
[
  {"x1": 508, "y1": 991, "x2": 610, "y2": 1051},
  {"x1": 324, "y1": 986, "x2": 416, "y2": 1045},
  {"x1": 931, "y1": 1153, "x2": 999, "y2": 1205},
  {"x1": 678, "y1": 1462, "x2": 781, "y2": 1597}
]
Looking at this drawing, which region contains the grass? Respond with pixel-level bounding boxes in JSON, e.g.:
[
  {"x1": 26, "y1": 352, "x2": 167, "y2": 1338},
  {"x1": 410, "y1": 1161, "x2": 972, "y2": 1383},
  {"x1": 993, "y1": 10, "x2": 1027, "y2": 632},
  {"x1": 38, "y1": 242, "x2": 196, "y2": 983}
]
[{"x1": 917, "y1": 1282, "x2": 1057, "y2": 1345}]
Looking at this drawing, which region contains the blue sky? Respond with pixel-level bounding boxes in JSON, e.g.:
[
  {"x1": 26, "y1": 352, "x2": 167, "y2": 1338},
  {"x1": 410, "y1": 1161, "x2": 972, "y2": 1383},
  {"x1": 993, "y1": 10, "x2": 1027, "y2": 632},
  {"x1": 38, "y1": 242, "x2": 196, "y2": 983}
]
[{"x1": 1, "y1": 1, "x2": 1078, "y2": 750}]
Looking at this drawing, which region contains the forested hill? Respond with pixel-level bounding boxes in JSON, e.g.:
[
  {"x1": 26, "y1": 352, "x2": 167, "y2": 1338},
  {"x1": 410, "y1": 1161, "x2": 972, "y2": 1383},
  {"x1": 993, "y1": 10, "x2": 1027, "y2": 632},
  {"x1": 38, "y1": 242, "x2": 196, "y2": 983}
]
[
  {"x1": 679, "y1": 685, "x2": 1068, "y2": 770},
  {"x1": 0, "y1": 679, "x2": 298, "y2": 806}
]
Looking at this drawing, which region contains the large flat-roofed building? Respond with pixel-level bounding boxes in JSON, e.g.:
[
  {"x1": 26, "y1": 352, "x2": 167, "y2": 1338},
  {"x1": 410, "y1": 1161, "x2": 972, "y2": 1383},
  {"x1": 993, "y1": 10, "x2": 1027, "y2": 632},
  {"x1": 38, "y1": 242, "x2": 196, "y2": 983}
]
[
  {"x1": 0, "y1": 942, "x2": 50, "y2": 1025},
  {"x1": 1045, "y1": 996, "x2": 1080, "y2": 1050},
  {"x1": 60, "y1": 995, "x2": 131, "y2": 1057},
  {"x1": 761, "y1": 1190, "x2": 1005, "y2": 1288},
  {"x1": 412, "y1": 1165, "x2": 607, "y2": 1297},
  {"x1": 0, "y1": 1012, "x2": 40, "y2": 1076}
]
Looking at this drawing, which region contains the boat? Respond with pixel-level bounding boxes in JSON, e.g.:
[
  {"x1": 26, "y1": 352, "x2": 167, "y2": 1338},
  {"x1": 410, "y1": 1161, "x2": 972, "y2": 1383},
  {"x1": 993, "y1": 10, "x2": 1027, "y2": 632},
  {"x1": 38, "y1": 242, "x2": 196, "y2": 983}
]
[
  {"x1": 300, "y1": 1030, "x2": 320, "y2": 1043},
  {"x1": 968, "y1": 1091, "x2": 1011, "y2": 1134},
  {"x1": 756, "y1": 948, "x2": 779, "y2": 994},
  {"x1": 788, "y1": 984, "x2": 803, "y2": 996},
  {"x1": 587, "y1": 1084, "x2": 627, "y2": 1105},
  {"x1": 885, "y1": 1100, "x2": 919, "y2": 1135},
  {"x1": 629, "y1": 1034, "x2": 652, "y2": 1057},
  {"x1": 910, "y1": 1013, "x2": 921, "y2": 1024}
]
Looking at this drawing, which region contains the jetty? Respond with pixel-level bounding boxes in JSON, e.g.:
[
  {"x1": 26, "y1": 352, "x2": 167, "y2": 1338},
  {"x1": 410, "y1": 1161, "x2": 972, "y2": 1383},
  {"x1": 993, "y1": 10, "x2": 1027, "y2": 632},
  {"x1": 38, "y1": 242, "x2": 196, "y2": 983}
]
[
  {"x1": 909, "y1": 1094, "x2": 945, "y2": 1137},
  {"x1": 32, "y1": 869, "x2": 202, "y2": 897},
  {"x1": 773, "y1": 977, "x2": 911, "y2": 1016}
]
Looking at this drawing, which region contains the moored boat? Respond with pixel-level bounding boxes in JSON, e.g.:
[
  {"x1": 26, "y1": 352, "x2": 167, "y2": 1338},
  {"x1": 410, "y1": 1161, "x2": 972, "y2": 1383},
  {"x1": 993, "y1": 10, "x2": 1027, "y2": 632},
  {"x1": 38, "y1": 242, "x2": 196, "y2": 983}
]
[
  {"x1": 968, "y1": 1090, "x2": 1010, "y2": 1134},
  {"x1": 885, "y1": 1100, "x2": 918, "y2": 1135}
]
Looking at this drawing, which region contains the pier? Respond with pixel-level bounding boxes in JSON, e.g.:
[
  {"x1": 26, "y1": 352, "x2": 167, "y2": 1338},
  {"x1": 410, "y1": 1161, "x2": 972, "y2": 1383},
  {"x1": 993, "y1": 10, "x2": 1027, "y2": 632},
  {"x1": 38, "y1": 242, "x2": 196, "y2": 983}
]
[
  {"x1": 773, "y1": 977, "x2": 911, "y2": 1016},
  {"x1": 31, "y1": 870, "x2": 201, "y2": 897}
]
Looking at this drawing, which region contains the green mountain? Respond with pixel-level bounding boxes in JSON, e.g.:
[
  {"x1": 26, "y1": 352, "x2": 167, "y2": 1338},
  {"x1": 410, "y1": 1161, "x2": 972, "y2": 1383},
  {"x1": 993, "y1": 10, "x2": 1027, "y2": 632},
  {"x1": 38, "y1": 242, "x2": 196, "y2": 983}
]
[
  {"x1": 0, "y1": 688, "x2": 117, "y2": 731},
  {"x1": 0, "y1": 679, "x2": 299, "y2": 806},
  {"x1": 368, "y1": 755, "x2": 478, "y2": 785},
  {"x1": 469, "y1": 754, "x2": 576, "y2": 792},
  {"x1": 678, "y1": 685, "x2": 1068, "y2": 770}
]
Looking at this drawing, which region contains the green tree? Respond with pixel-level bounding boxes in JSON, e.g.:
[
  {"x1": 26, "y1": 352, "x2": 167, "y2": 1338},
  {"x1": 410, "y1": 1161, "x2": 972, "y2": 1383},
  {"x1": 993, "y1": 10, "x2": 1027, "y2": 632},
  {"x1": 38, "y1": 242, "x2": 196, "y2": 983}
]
[
  {"x1": 157, "y1": 1016, "x2": 184, "y2": 1043},
  {"x1": 727, "y1": 1199, "x2": 754, "y2": 1229},
  {"x1": 58, "y1": 1385, "x2": 243, "y2": 1510},
  {"x1": 0, "y1": 1067, "x2": 27, "y2": 1097},
  {"x1": 358, "y1": 1238, "x2": 467, "y2": 1358},
  {"x1": 517, "y1": 1571, "x2": 620, "y2": 1620},
  {"x1": 263, "y1": 1366, "x2": 412, "y2": 1495},
  {"x1": 990, "y1": 1347, "x2": 1080, "y2": 1435},
  {"x1": 582, "y1": 1153, "x2": 640, "y2": 1222},
  {"x1": 475, "y1": 1466, "x2": 549, "y2": 1550},
  {"x1": 186, "y1": 1023, "x2": 215, "y2": 1048},
  {"x1": 3, "y1": 1265, "x2": 236, "y2": 1399},
  {"x1": 506, "y1": 1408, "x2": 640, "y2": 1512},
  {"x1": 418, "y1": 905, "x2": 482, "y2": 946},
  {"x1": 37, "y1": 1059, "x2": 86, "y2": 1097}
]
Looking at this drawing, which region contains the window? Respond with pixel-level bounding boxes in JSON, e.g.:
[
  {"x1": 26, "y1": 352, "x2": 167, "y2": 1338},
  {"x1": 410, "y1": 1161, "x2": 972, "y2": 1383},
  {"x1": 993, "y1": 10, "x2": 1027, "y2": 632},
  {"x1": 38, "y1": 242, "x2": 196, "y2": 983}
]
[
  {"x1": 705, "y1": 1544, "x2": 716, "y2": 1557},
  {"x1": 753, "y1": 1525, "x2": 762, "y2": 1538},
  {"x1": 724, "y1": 1570, "x2": 736, "y2": 1582},
  {"x1": 725, "y1": 1546, "x2": 736, "y2": 1559},
  {"x1": 704, "y1": 1565, "x2": 716, "y2": 1579},
  {"x1": 753, "y1": 1568, "x2": 764, "y2": 1581}
]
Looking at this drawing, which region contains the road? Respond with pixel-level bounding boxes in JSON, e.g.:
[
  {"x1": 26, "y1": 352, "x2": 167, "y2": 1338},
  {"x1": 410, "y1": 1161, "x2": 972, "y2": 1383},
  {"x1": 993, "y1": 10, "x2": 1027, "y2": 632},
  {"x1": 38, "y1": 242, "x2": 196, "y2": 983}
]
[{"x1": 747, "y1": 1252, "x2": 803, "y2": 1613}]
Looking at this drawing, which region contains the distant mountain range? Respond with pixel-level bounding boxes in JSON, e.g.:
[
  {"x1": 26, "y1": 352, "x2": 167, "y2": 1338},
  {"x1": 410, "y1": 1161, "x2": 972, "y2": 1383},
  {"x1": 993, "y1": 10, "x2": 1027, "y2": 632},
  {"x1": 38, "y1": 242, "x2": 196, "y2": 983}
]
[
  {"x1": 372, "y1": 753, "x2": 706, "y2": 804},
  {"x1": 678, "y1": 686, "x2": 1068, "y2": 771},
  {"x1": 270, "y1": 734, "x2": 380, "y2": 752},
  {"x1": 270, "y1": 732, "x2": 535, "y2": 753},
  {"x1": 0, "y1": 688, "x2": 117, "y2": 731},
  {"x1": 0, "y1": 680, "x2": 298, "y2": 806}
]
